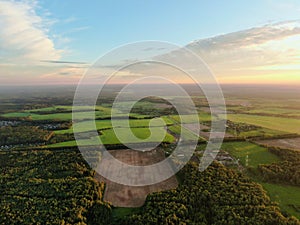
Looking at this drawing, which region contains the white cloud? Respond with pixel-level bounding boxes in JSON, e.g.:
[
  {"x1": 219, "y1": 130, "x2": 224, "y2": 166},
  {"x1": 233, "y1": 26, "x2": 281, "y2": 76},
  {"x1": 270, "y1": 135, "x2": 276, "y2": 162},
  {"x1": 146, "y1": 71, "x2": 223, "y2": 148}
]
[
  {"x1": 118, "y1": 21, "x2": 300, "y2": 84},
  {"x1": 0, "y1": 0, "x2": 62, "y2": 64},
  {"x1": 185, "y1": 21, "x2": 300, "y2": 77},
  {"x1": 187, "y1": 21, "x2": 300, "y2": 52}
]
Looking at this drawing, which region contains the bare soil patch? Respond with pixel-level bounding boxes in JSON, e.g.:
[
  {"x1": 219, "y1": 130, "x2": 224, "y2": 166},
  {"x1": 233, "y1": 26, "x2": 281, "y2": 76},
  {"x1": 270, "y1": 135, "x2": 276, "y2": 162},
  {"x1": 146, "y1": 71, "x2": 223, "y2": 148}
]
[
  {"x1": 95, "y1": 149, "x2": 178, "y2": 207},
  {"x1": 255, "y1": 137, "x2": 300, "y2": 151}
]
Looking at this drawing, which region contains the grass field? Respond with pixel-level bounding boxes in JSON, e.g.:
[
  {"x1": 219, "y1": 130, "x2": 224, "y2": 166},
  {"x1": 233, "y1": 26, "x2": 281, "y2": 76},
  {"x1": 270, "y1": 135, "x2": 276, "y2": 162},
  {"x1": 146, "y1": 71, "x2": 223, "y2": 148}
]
[
  {"x1": 2, "y1": 111, "x2": 110, "y2": 121},
  {"x1": 165, "y1": 112, "x2": 212, "y2": 124},
  {"x1": 246, "y1": 107, "x2": 300, "y2": 116},
  {"x1": 228, "y1": 114, "x2": 300, "y2": 134},
  {"x1": 168, "y1": 124, "x2": 200, "y2": 141},
  {"x1": 112, "y1": 207, "x2": 141, "y2": 220},
  {"x1": 220, "y1": 141, "x2": 300, "y2": 219},
  {"x1": 55, "y1": 118, "x2": 174, "y2": 134},
  {"x1": 221, "y1": 142, "x2": 280, "y2": 168},
  {"x1": 101, "y1": 127, "x2": 175, "y2": 144},
  {"x1": 2, "y1": 110, "x2": 158, "y2": 121},
  {"x1": 50, "y1": 127, "x2": 175, "y2": 147},
  {"x1": 259, "y1": 182, "x2": 300, "y2": 219},
  {"x1": 27, "y1": 105, "x2": 111, "y2": 112},
  {"x1": 236, "y1": 127, "x2": 289, "y2": 138}
]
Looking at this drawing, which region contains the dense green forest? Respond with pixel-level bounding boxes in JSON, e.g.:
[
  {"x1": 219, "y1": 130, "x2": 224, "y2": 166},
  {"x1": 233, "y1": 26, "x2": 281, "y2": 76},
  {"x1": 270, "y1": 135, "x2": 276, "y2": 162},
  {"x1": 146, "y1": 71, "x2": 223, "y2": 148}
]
[
  {"x1": 0, "y1": 148, "x2": 112, "y2": 224},
  {"x1": 0, "y1": 126, "x2": 53, "y2": 146}
]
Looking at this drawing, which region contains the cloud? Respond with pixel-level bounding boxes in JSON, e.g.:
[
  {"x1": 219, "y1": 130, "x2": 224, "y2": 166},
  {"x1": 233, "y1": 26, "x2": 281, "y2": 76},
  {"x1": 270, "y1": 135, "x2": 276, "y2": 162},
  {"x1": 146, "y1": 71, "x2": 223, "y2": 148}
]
[
  {"x1": 0, "y1": 0, "x2": 62, "y2": 64},
  {"x1": 188, "y1": 21, "x2": 300, "y2": 51},
  {"x1": 117, "y1": 21, "x2": 300, "y2": 85},
  {"x1": 184, "y1": 21, "x2": 300, "y2": 82},
  {"x1": 40, "y1": 66, "x2": 84, "y2": 79},
  {"x1": 63, "y1": 16, "x2": 77, "y2": 24},
  {"x1": 41, "y1": 60, "x2": 88, "y2": 65}
]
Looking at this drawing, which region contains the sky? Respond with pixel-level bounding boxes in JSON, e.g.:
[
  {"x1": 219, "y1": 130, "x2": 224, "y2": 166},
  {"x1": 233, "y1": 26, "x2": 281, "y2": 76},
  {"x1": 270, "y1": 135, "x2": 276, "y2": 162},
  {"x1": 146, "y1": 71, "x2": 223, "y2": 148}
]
[{"x1": 1, "y1": 0, "x2": 300, "y2": 85}]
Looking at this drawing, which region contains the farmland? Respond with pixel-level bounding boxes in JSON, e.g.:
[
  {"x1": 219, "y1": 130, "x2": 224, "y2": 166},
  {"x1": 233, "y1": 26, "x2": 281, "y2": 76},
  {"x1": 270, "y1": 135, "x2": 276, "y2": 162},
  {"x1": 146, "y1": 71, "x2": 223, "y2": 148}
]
[
  {"x1": 0, "y1": 85, "x2": 300, "y2": 223},
  {"x1": 50, "y1": 127, "x2": 175, "y2": 147},
  {"x1": 95, "y1": 149, "x2": 178, "y2": 207},
  {"x1": 55, "y1": 117, "x2": 174, "y2": 134},
  {"x1": 255, "y1": 137, "x2": 300, "y2": 151},
  {"x1": 228, "y1": 114, "x2": 300, "y2": 134},
  {"x1": 221, "y1": 142, "x2": 280, "y2": 168}
]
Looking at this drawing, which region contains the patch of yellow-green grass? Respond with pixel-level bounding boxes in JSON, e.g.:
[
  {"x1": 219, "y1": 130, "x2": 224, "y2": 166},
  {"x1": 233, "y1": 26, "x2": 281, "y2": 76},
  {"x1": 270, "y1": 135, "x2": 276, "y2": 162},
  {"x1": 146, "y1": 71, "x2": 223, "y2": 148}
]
[
  {"x1": 168, "y1": 124, "x2": 199, "y2": 141},
  {"x1": 166, "y1": 115, "x2": 198, "y2": 124},
  {"x1": 49, "y1": 127, "x2": 175, "y2": 147},
  {"x1": 228, "y1": 114, "x2": 300, "y2": 134},
  {"x1": 259, "y1": 182, "x2": 300, "y2": 219},
  {"x1": 247, "y1": 107, "x2": 299, "y2": 115},
  {"x1": 2, "y1": 111, "x2": 111, "y2": 121},
  {"x1": 165, "y1": 112, "x2": 212, "y2": 124},
  {"x1": 236, "y1": 128, "x2": 289, "y2": 138},
  {"x1": 2, "y1": 105, "x2": 114, "y2": 121},
  {"x1": 112, "y1": 207, "x2": 141, "y2": 220},
  {"x1": 55, "y1": 118, "x2": 174, "y2": 134},
  {"x1": 101, "y1": 127, "x2": 175, "y2": 144},
  {"x1": 221, "y1": 142, "x2": 280, "y2": 168},
  {"x1": 27, "y1": 105, "x2": 111, "y2": 112}
]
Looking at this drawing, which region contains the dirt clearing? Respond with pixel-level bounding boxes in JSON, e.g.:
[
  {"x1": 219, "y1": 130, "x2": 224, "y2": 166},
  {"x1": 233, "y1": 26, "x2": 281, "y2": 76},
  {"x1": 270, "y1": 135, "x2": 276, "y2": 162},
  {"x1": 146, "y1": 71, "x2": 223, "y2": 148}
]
[
  {"x1": 95, "y1": 149, "x2": 178, "y2": 207},
  {"x1": 255, "y1": 137, "x2": 300, "y2": 151}
]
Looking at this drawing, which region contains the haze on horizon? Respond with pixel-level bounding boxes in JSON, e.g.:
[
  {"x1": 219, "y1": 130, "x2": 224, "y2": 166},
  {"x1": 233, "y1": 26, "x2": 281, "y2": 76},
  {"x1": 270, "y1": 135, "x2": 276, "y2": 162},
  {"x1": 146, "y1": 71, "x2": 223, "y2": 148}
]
[{"x1": 1, "y1": 0, "x2": 300, "y2": 86}]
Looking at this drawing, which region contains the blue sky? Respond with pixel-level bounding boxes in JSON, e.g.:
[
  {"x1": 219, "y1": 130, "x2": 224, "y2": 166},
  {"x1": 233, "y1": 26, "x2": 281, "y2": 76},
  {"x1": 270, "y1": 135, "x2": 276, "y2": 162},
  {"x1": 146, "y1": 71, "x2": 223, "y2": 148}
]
[
  {"x1": 1, "y1": 0, "x2": 300, "y2": 85},
  {"x1": 38, "y1": 0, "x2": 300, "y2": 62}
]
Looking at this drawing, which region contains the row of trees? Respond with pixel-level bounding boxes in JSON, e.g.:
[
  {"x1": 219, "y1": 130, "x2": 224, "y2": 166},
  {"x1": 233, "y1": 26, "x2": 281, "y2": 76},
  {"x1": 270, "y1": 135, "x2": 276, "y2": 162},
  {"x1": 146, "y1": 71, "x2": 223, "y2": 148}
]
[{"x1": 258, "y1": 147, "x2": 300, "y2": 186}]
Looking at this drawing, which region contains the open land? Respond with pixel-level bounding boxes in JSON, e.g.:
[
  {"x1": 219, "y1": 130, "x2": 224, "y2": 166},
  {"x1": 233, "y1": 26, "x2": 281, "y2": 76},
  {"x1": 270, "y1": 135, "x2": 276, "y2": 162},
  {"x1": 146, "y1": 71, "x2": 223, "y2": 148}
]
[{"x1": 95, "y1": 149, "x2": 178, "y2": 207}]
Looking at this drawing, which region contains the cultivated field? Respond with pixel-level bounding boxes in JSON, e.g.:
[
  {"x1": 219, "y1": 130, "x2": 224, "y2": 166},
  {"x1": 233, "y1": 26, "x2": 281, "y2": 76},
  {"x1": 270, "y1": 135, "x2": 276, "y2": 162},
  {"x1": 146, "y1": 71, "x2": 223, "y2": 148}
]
[
  {"x1": 95, "y1": 149, "x2": 178, "y2": 207},
  {"x1": 228, "y1": 114, "x2": 300, "y2": 134},
  {"x1": 255, "y1": 137, "x2": 300, "y2": 151},
  {"x1": 55, "y1": 117, "x2": 174, "y2": 134}
]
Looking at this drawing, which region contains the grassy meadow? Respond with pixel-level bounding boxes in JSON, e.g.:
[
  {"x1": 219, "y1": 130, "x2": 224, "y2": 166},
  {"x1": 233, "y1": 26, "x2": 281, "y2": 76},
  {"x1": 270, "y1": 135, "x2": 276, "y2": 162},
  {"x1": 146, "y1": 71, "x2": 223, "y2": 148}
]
[{"x1": 228, "y1": 114, "x2": 300, "y2": 134}]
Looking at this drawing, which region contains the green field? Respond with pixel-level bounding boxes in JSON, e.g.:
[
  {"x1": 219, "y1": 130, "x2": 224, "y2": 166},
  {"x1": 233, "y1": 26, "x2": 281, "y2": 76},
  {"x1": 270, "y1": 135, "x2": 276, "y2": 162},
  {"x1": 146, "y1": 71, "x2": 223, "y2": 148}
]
[
  {"x1": 2, "y1": 110, "x2": 156, "y2": 121},
  {"x1": 27, "y1": 105, "x2": 110, "y2": 112},
  {"x1": 112, "y1": 207, "x2": 141, "y2": 220},
  {"x1": 55, "y1": 118, "x2": 174, "y2": 134},
  {"x1": 49, "y1": 127, "x2": 175, "y2": 147},
  {"x1": 168, "y1": 124, "x2": 202, "y2": 141},
  {"x1": 247, "y1": 107, "x2": 300, "y2": 116},
  {"x1": 235, "y1": 127, "x2": 289, "y2": 138},
  {"x1": 221, "y1": 142, "x2": 280, "y2": 167},
  {"x1": 228, "y1": 114, "x2": 300, "y2": 134},
  {"x1": 165, "y1": 112, "x2": 212, "y2": 124},
  {"x1": 259, "y1": 182, "x2": 300, "y2": 219},
  {"x1": 2, "y1": 111, "x2": 109, "y2": 121}
]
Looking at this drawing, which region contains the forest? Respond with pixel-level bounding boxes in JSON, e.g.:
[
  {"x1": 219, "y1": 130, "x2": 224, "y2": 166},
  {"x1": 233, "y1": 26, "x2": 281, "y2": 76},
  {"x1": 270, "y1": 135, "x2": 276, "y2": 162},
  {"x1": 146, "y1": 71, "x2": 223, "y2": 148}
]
[
  {"x1": 115, "y1": 162, "x2": 299, "y2": 225},
  {"x1": 0, "y1": 148, "x2": 112, "y2": 224},
  {"x1": 0, "y1": 126, "x2": 53, "y2": 146}
]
